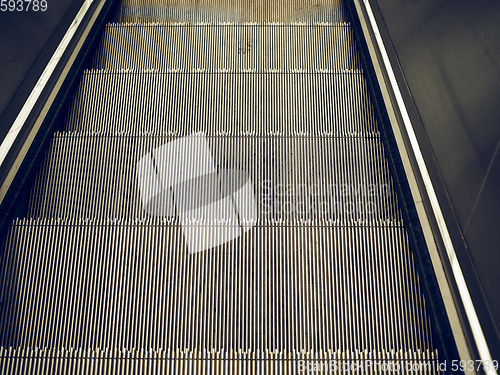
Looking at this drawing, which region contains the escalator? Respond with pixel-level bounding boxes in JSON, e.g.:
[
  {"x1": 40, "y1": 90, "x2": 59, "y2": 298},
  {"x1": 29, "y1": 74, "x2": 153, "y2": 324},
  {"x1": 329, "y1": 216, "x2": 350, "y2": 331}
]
[{"x1": 0, "y1": 0, "x2": 456, "y2": 373}]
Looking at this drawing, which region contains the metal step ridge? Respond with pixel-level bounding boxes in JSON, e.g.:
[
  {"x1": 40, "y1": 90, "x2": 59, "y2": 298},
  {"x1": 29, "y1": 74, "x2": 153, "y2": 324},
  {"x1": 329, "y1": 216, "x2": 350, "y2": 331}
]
[
  {"x1": 64, "y1": 70, "x2": 377, "y2": 134},
  {"x1": 106, "y1": 21, "x2": 353, "y2": 26},
  {"x1": 36, "y1": 131, "x2": 384, "y2": 141},
  {"x1": 1, "y1": 220, "x2": 432, "y2": 352},
  {"x1": 27, "y1": 133, "x2": 401, "y2": 220},
  {"x1": 118, "y1": 0, "x2": 346, "y2": 7},
  {"x1": 6, "y1": 217, "x2": 406, "y2": 227},
  {"x1": 92, "y1": 22, "x2": 360, "y2": 71},
  {"x1": 81, "y1": 68, "x2": 364, "y2": 73}
]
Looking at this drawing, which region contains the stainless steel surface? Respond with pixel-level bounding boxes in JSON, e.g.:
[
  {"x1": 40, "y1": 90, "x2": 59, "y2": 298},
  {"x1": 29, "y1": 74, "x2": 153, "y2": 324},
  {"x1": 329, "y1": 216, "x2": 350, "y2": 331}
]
[
  {"x1": 116, "y1": 0, "x2": 348, "y2": 23},
  {"x1": 65, "y1": 72, "x2": 376, "y2": 133},
  {"x1": 92, "y1": 24, "x2": 359, "y2": 71},
  {"x1": 0, "y1": 0, "x2": 442, "y2": 373},
  {"x1": 27, "y1": 134, "x2": 400, "y2": 220}
]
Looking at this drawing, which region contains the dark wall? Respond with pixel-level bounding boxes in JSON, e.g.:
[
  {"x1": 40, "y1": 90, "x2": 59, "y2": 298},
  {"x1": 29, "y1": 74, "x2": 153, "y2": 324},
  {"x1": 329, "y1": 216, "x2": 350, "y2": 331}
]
[
  {"x1": 0, "y1": 0, "x2": 83, "y2": 142},
  {"x1": 373, "y1": 0, "x2": 500, "y2": 358}
]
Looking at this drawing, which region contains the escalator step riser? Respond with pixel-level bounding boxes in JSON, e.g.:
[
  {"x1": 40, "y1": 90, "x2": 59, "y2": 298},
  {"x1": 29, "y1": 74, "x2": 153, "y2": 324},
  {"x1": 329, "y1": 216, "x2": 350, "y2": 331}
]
[
  {"x1": 92, "y1": 24, "x2": 360, "y2": 71},
  {"x1": 1, "y1": 219, "x2": 432, "y2": 352},
  {"x1": 28, "y1": 134, "x2": 401, "y2": 221},
  {"x1": 66, "y1": 72, "x2": 378, "y2": 134},
  {"x1": 116, "y1": 0, "x2": 349, "y2": 23}
]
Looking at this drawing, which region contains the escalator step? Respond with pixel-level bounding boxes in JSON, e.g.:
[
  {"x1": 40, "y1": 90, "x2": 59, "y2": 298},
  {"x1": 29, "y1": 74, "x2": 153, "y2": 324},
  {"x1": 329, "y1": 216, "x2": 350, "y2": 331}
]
[
  {"x1": 66, "y1": 71, "x2": 378, "y2": 134},
  {"x1": 92, "y1": 24, "x2": 360, "y2": 71},
  {"x1": 28, "y1": 133, "x2": 400, "y2": 221},
  {"x1": 1, "y1": 219, "x2": 431, "y2": 352},
  {"x1": 115, "y1": 0, "x2": 349, "y2": 24}
]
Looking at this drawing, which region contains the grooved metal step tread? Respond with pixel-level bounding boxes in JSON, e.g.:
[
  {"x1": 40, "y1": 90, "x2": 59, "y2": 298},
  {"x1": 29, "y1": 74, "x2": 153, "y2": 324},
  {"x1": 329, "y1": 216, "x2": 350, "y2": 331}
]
[
  {"x1": 1, "y1": 219, "x2": 433, "y2": 353},
  {"x1": 65, "y1": 71, "x2": 378, "y2": 134},
  {"x1": 92, "y1": 24, "x2": 360, "y2": 71},
  {"x1": 0, "y1": 347, "x2": 440, "y2": 374},
  {"x1": 115, "y1": 0, "x2": 349, "y2": 24},
  {"x1": 28, "y1": 134, "x2": 401, "y2": 220}
]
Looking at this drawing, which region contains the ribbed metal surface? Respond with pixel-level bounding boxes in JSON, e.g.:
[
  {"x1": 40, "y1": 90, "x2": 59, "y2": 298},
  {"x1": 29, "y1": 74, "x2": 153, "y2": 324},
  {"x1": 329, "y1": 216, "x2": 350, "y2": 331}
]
[
  {"x1": 65, "y1": 71, "x2": 378, "y2": 134},
  {"x1": 0, "y1": 0, "x2": 442, "y2": 372},
  {"x1": 92, "y1": 24, "x2": 360, "y2": 71},
  {"x1": 2, "y1": 220, "x2": 430, "y2": 351},
  {"x1": 28, "y1": 133, "x2": 400, "y2": 220},
  {"x1": 116, "y1": 0, "x2": 348, "y2": 24},
  {"x1": 0, "y1": 347, "x2": 439, "y2": 374}
]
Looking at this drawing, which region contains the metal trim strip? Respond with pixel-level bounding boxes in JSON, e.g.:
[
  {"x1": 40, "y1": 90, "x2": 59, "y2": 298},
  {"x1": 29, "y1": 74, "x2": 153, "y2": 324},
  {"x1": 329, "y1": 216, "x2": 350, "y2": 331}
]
[
  {"x1": 351, "y1": 0, "x2": 496, "y2": 373},
  {"x1": 0, "y1": 0, "x2": 107, "y2": 204}
]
